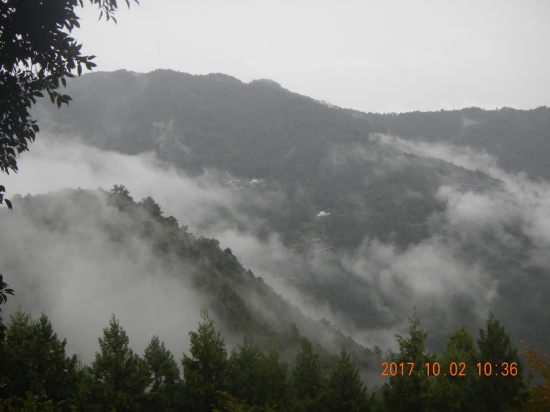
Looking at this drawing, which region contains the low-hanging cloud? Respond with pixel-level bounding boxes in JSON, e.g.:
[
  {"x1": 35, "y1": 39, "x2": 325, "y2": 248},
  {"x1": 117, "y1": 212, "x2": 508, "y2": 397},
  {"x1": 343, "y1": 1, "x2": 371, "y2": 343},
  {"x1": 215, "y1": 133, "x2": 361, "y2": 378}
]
[
  {"x1": 0, "y1": 189, "x2": 205, "y2": 366},
  {"x1": 2, "y1": 130, "x2": 549, "y2": 357}
]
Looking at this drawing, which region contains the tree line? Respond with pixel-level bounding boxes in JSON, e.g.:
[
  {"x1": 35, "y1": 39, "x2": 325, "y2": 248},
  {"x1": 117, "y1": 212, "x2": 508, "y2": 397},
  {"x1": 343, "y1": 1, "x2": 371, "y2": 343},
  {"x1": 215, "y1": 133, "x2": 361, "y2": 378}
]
[{"x1": 1, "y1": 305, "x2": 547, "y2": 411}]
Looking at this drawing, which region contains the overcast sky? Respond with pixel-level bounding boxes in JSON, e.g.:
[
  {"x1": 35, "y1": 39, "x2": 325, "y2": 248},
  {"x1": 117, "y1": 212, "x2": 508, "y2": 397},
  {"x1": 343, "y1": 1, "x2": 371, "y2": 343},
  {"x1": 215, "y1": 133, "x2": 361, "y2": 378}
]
[{"x1": 73, "y1": 0, "x2": 550, "y2": 113}]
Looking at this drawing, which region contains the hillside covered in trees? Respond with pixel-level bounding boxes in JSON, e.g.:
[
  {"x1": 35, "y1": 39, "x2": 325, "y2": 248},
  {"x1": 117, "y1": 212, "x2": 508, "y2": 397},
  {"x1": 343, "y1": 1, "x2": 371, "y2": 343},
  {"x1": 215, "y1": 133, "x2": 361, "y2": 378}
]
[
  {"x1": 2, "y1": 0, "x2": 548, "y2": 408},
  {"x1": 1, "y1": 306, "x2": 538, "y2": 411},
  {"x1": 0, "y1": 187, "x2": 543, "y2": 411},
  {"x1": 36, "y1": 70, "x2": 550, "y2": 250},
  {"x1": 363, "y1": 107, "x2": 550, "y2": 182},
  {"x1": 30, "y1": 69, "x2": 550, "y2": 355}
]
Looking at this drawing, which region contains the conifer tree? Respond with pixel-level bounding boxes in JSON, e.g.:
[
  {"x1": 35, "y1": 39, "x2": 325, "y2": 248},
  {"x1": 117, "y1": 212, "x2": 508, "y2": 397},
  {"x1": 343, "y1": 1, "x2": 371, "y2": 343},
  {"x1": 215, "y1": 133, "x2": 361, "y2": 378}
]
[
  {"x1": 259, "y1": 345, "x2": 290, "y2": 410},
  {"x1": 430, "y1": 325, "x2": 481, "y2": 411},
  {"x1": 225, "y1": 337, "x2": 264, "y2": 407},
  {"x1": 382, "y1": 309, "x2": 435, "y2": 412},
  {"x1": 477, "y1": 312, "x2": 525, "y2": 411},
  {"x1": 292, "y1": 338, "x2": 323, "y2": 412},
  {"x1": 321, "y1": 346, "x2": 371, "y2": 412},
  {"x1": 108, "y1": 184, "x2": 135, "y2": 212},
  {"x1": 225, "y1": 338, "x2": 289, "y2": 411},
  {"x1": 138, "y1": 196, "x2": 164, "y2": 219},
  {"x1": 182, "y1": 309, "x2": 227, "y2": 412},
  {"x1": 142, "y1": 335, "x2": 181, "y2": 412},
  {"x1": 0, "y1": 310, "x2": 80, "y2": 405},
  {"x1": 144, "y1": 335, "x2": 180, "y2": 392},
  {"x1": 90, "y1": 314, "x2": 149, "y2": 412}
]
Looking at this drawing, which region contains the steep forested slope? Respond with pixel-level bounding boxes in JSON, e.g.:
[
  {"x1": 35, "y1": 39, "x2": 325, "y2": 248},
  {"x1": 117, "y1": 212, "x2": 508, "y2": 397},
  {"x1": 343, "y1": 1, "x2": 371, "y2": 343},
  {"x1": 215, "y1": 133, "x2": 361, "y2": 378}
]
[
  {"x1": 0, "y1": 187, "x2": 378, "y2": 372},
  {"x1": 40, "y1": 70, "x2": 378, "y2": 177},
  {"x1": 31, "y1": 69, "x2": 550, "y2": 355},
  {"x1": 0, "y1": 188, "x2": 538, "y2": 412},
  {"x1": 36, "y1": 69, "x2": 503, "y2": 249}
]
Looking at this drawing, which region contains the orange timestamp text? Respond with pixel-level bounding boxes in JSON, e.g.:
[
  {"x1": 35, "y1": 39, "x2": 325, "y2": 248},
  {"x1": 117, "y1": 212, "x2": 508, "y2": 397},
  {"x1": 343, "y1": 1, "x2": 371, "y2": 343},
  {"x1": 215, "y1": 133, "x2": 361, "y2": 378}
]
[{"x1": 381, "y1": 362, "x2": 518, "y2": 377}]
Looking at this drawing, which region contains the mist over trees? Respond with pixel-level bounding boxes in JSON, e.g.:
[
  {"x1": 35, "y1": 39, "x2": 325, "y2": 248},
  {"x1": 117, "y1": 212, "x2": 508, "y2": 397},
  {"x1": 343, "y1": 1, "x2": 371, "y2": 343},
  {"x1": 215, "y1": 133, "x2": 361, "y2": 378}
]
[
  {"x1": 0, "y1": 186, "x2": 382, "y2": 371},
  {"x1": 362, "y1": 107, "x2": 550, "y2": 182},
  {"x1": 32, "y1": 69, "x2": 550, "y2": 353},
  {"x1": 1, "y1": 65, "x2": 549, "y2": 409},
  {"x1": 0, "y1": 303, "x2": 539, "y2": 411},
  {"x1": 0, "y1": 185, "x2": 547, "y2": 409}
]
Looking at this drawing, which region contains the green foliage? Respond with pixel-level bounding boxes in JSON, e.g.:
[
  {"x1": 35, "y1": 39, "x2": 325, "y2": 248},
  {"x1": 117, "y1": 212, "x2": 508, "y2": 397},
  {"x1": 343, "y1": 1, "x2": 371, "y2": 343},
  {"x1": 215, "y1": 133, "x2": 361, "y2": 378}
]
[
  {"x1": 138, "y1": 196, "x2": 164, "y2": 219},
  {"x1": 260, "y1": 345, "x2": 291, "y2": 410},
  {"x1": 212, "y1": 391, "x2": 277, "y2": 412},
  {"x1": 429, "y1": 325, "x2": 481, "y2": 411},
  {"x1": 382, "y1": 310, "x2": 435, "y2": 412},
  {"x1": 88, "y1": 314, "x2": 149, "y2": 412},
  {"x1": 0, "y1": 0, "x2": 136, "y2": 223},
  {"x1": 0, "y1": 0, "x2": 137, "y2": 176},
  {"x1": 182, "y1": 309, "x2": 227, "y2": 412},
  {"x1": 108, "y1": 184, "x2": 135, "y2": 212},
  {"x1": 0, "y1": 302, "x2": 536, "y2": 411},
  {"x1": 321, "y1": 346, "x2": 371, "y2": 412},
  {"x1": 144, "y1": 336, "x2": 180, "y2": 392},
  {"x1": 142, "y1": 336, "x2": 180, "y2": 412},
  {"x1": 2, "y1": 186, "x2": 543, "y2": 410},
  {"x1": 0, "y1": 185, "x2": 12, "y2": 210},
  {"x1": 225, "y1": 337, "x2": 265, "y2": 407},
  {"x1": 0, "y1": 310, "x2": 80, "y2": 407},
  {"x1": 0, "y1": 274, "x2": 14, "y2": 341},
  {"x1": 477, "y1": 312, "x2": 525, "y2": 411},
  {"x1": 225, "y1": 338, "x2": 290, "y2": 411},
  {"x1": 291, "y1": 338, "x2": 323, "y2": 411},
  {"x1": 0, "y1": 391, "x2": 72, "y2": 412}
]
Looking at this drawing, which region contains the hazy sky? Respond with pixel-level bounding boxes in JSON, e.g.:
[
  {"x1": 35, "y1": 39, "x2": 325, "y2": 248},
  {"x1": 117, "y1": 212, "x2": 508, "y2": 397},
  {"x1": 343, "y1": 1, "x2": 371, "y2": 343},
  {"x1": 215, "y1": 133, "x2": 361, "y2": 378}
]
[{"x1": 74, "y1": 0, "x2": 550, "y2": 113}]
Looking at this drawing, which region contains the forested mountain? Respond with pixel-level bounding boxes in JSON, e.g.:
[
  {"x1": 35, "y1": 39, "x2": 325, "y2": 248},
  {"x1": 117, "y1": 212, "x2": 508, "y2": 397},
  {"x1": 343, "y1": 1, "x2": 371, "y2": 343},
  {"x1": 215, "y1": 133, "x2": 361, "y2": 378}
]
[
  {"x1": 0, "y1": 188, "x2": 538, "y2": 411},
  {"x1": 1, "y1": 0, "x2": 548, "y2": 408},
  {"x1": 363, "y1": 106, "x2": 550, "y2": 181},
  {"x1": 37, "y1": 69, "x2": 508, "y2": 249},
  {"x1": 32, "y1": 69, "x2": 550, "y2": 356},
  {"x1": 0, "y1": 187, "x2": 375, "y2": 369},
  {"x1": 1, "y1": 69, "x2": 544, "y2": 409}
]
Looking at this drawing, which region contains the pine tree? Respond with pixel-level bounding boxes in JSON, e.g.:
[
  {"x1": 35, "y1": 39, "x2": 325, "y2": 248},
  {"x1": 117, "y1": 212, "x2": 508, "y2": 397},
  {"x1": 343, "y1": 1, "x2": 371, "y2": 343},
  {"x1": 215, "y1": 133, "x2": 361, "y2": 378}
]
[
  {"x1": 321, "y1": 346, "x2": 371, "y2": 412},
  {"x1": 382, "y1": 309, "x2": 435, "y2": 412},
  {"x1": 142, "y1": 335, "x2": 181, "y2": 412},
  {"x1": 182, "y1": 309, "x2": 227, "y2": 412},
  {"x1": 108, "y1": 184, "x2": 135, "y2": 212},
  {"x1": 138, "y1": 196, "x2": 164, "y2": 219},
  {"x1": 477, "y1": 312, "x2": 525, "y2": 411},
  {"x1": 90, "y1": 314, "x2": 149, "y2": 412},
  {"x1": 225, "y1": 336, "x2": 264, "y2": 407},
  {"x1": 430, "y1": 325, "x2": 481, "y2": 411},
  {"x1": 292, "y1": 338, "x2": 323, "y2": 412},
  {"x1": 259, "y1": 345, "x2": 290, "y2": 410},
  {"x1": 0, "y1": 309, "x2": 80, "y2": 405},
  {"x1": 225, "y1": 338, "x2": 289, "y2": 411}
]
